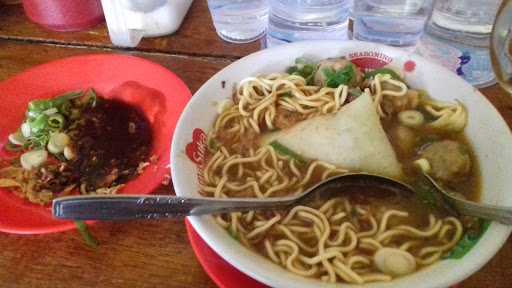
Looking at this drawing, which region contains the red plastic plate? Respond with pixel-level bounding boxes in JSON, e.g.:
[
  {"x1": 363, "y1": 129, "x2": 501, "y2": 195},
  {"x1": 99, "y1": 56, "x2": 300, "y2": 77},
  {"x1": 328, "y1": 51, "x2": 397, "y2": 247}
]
[{"x1": 0, "y1": 54, "x2": 191, "y2": 234}]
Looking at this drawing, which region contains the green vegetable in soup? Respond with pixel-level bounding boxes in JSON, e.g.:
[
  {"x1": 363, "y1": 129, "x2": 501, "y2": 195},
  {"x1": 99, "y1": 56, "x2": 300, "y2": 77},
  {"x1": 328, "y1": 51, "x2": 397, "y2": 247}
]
[
  {"x1": 287, "y1": 58, "x2": 317, "y2": 85},
  {"x1": 363, "y1": 68, "x2": 402, "y2": 81},
  {"x1": 412, "y1": 179, "x2": 459, "y2": 216},
  {"x1": 322, "y1": 64, "x2": 355, "y2": 88},
  {"x1": 348, "y1": 87, "x2": 363, "y2": 98},
  {"x1": 208, "y1": 138, "x2": 219, "y2": 153},
  {"x1": 269, "y1": 141, "x2": 307, "y2": 165}
]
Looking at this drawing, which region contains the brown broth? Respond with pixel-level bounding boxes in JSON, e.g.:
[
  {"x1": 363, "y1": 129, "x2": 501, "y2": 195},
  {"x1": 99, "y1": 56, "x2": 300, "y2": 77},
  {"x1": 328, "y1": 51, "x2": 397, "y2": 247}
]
[
  {"x1": 382, "y1": 117, "x2": 481, "y2": 202},
  {"x1": 206, "y1": 99, "x2": 482, "y2": 257}
]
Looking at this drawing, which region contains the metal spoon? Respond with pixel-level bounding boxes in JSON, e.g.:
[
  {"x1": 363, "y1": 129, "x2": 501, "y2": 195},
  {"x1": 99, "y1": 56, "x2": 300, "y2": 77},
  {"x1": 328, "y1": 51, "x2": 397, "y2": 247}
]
[
  {"x1": 52, "y1": 172, "x2": 512, "y2": 224},
  {"x1": 422, "y1": 173, "x2": 512, "y2": 225},
  {"x1": 52, "y1": 173, "x2": 412, "y2": 221}
]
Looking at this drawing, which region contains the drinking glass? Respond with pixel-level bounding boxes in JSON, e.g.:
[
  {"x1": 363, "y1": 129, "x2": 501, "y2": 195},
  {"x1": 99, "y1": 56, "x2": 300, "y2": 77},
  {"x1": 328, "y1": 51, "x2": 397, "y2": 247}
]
[
  {"x1": 491, "y1": 0, "x2": 512, "y2": 94},
  {"x1": 207, "y1": 0, "x2": 269, "y2": 43},
  {"x1": 266, "y1": 0, "x2": 351, "y2": 47},
  {"x1": 352, "y1": 0, "x2": 434, "y2": 47},
  {"x1": 430, "y1": 0, "x2": 502, "y2": 47}
]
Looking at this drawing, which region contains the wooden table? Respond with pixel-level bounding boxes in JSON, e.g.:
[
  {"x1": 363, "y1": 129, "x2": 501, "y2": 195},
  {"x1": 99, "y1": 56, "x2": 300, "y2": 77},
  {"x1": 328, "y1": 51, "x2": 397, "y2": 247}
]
[{"x1": 0, "y1": 2, "x2": 511, "y2": 287}]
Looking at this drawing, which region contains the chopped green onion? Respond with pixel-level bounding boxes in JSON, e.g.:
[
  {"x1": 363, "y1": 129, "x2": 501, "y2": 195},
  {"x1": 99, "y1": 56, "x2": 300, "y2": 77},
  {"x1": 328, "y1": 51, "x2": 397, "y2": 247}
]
[
  {"x1": 348, "y1": 87, "x2": 363, "y2": 98},
  {"x1": 323, "y1": 64, "x2": 355, "y2": 88},
  {"x1": 269, "y1": 141, "x2": 307, "y2": 165},
  {"x1": 59, "y1": 101, "x2": 72, "y2": 116},
  {"x1": 28, "y1": 91, "x2": 82, "y2": 114},
  {"x1": 28, "y1": 100, "x2": 54, "y2": 114},
  {"x1": 50, "y1": 91, "x2": 83, "y2": 108},
  {"x1": 20, "y1": 149, "x2": 48, "y2": 170},
  {"x1": 47, "y1": 113, "x2": 65, "y2": 129},
  {"x1": 208, "y1": 138, "x2": 219, "y2": 153},
  {"x1": 287, "y1": 58, "x2": 317, "y2": 85},
  {"x1": 42, "y1": 107, "x2": 58, "y2": 115},
  {"x1": 8, "y1": 131, "x2": 26, "y2": 146},
  {"x1": 85, "y1": 89, "x2": 98, "y2": 108},
  {"x1": 29, "y1": 114, "x2": 49, "y2": 133},
  {"x1": 21, "y1": 123, "x2": 31, "y2": 138},
  {"x1": 47, "y1": 132, "x2": 70, "y2": 154},
  {"x1": 74, "y1": 221, "x2": 98, "y2": 249},
  {"x1": 4, "y1": 142, "x2": 24, "y2": 152}
]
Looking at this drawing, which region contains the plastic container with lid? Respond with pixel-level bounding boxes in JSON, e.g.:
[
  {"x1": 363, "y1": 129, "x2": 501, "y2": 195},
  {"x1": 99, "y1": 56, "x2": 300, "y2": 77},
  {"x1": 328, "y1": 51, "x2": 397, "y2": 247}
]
[{"x1": 101, "y1": 0, "x2": 193, "y2": 47}]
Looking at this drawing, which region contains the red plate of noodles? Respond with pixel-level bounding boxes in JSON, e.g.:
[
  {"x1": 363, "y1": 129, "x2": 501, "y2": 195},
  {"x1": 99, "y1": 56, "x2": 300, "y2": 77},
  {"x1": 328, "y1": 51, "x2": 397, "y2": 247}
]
[{"x1": 0, "y1": 54, "x2": 191, "y2": 234}]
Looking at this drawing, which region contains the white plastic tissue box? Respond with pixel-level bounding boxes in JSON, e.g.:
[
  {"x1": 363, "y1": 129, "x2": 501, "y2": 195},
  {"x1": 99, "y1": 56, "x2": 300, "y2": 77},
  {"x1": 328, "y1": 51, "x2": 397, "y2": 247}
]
[{"x1": 101, "y1": 0, "x2": 193, "y2": 47}]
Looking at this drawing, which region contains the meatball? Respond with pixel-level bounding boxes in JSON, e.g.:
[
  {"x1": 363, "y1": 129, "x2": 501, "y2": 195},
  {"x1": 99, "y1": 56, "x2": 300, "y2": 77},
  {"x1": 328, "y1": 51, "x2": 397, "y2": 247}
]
[
  {"x1": 419, "y1": 140, "x2": 471, "y2": 183},
  {"x1": 314, "y1": 58, "x2": 363, "y2": 87},
  {"x1": 391, "y1": 125, "x2": 417, "y2": 155}
]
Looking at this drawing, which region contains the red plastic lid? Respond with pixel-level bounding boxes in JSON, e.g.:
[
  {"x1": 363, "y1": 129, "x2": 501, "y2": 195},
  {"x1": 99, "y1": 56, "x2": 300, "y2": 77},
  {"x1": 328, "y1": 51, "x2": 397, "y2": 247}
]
[{"x1": 0, "y1": 54, "x2": 191, "y2": 234}]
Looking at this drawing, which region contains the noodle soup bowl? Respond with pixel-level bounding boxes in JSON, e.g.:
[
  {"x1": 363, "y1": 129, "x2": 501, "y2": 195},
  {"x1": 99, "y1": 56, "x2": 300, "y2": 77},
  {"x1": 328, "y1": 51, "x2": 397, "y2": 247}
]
[{"x1": 171, "y1": 41, "x2": 512, "y2": 288}]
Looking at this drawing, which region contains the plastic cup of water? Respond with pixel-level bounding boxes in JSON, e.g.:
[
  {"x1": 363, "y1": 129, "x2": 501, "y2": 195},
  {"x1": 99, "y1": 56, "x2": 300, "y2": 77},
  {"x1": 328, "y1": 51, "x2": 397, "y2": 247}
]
[
  {"x1": 207, "y1": 0, "x2": 269, "y2": 44},
  {"x1": 352, "y1": 0, "x2": 434, "y2": 47}
]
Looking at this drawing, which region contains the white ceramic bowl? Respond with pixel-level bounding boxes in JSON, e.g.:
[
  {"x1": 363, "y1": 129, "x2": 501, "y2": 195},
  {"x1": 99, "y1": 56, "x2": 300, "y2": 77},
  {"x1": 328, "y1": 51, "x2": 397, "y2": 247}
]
[{"x1": 171, "y1": 41, "x2": 512, "y2": 288}]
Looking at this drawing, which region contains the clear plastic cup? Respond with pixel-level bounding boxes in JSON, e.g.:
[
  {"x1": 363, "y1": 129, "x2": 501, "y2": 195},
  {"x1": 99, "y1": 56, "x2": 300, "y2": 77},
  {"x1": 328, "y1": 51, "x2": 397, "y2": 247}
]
[
  {"x1": 207, "y1": 0, "x2": 269, "y2": 43},
  {"x1": 429, "y1": 0, "x2": 502, "y2": 47},
  {"x1": 266, "y1": 0, "x2": 351, "y2": 47},
  {"x1": 416, "y1": 0, "x2": 504, "y2": 88},
  {"x1": 352, "y1": 0, "x2": 434, "y2": 47}
]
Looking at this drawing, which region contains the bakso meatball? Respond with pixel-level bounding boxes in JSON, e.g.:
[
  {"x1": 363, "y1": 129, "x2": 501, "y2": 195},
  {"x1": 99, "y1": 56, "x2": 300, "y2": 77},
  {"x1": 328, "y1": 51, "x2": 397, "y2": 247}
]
[
  {"x1": 314, "y1": 58, "x2": 363, "y2": 88},
  {"x1": 419, "y1": 140, "x2": 471, "y2": 183},
  {"x1": 390, "y1": 125, "x2": 417, "y2": 155}
]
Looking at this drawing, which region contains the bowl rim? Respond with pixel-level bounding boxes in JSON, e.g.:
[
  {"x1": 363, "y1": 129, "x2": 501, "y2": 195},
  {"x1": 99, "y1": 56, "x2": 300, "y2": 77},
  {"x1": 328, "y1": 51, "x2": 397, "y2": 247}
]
[{"x1": 171, "y1": 40, "x2": 512, "y2": 288}]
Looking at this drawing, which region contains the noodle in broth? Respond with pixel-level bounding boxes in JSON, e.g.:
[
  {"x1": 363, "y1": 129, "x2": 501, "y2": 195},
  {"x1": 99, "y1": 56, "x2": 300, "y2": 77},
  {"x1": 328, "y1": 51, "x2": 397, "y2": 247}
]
[{"x1": 200, "y1": 59, "x2": 475, "y2": 284}]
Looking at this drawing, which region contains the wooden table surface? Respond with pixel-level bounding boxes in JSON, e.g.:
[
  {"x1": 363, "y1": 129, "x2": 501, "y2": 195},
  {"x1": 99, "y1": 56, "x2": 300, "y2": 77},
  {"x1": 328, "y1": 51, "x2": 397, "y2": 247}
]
[{"x1": 0, "y1": 1, "x2": 511, "y2": 288}]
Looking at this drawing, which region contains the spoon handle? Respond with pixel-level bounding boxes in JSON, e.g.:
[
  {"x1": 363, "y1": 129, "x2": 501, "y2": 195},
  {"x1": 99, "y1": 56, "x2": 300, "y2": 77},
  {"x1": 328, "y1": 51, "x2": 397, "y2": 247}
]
[
  {"x1": 52, "y1": 195, "x2": 292, "y2": 221},
  {"x1": 451, "y1": 199, "x2": 512, "y2": 225}
]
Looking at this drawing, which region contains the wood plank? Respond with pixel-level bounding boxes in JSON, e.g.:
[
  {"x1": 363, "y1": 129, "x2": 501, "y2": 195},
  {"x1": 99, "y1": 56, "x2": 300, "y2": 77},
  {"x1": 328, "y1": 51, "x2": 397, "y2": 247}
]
[
  {"x1": 0, "y1": 40, "x2": 231, "y2": 92},
  {"x1": 0, "y1": 1, "x2": 262, "y2": 59},
  {"x1": 0, "y1": 41, "x2": 512, "y2": 288}
]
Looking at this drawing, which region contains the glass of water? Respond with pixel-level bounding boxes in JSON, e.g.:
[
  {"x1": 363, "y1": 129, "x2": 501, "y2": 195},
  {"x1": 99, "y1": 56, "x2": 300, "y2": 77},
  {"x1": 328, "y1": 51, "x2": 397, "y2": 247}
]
[
  {"x1": 266, "y1": 0, "x2": 352, "y2": 47},
  {"x1": 207, "y1": 0, "x2": 269, "y2": 43},
  {"x1": 429, "y1": 0, "x2": 503, "y2": 47},
  {"x1": 352, "y1": 0, "x2": 434, "y2": 47}
]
